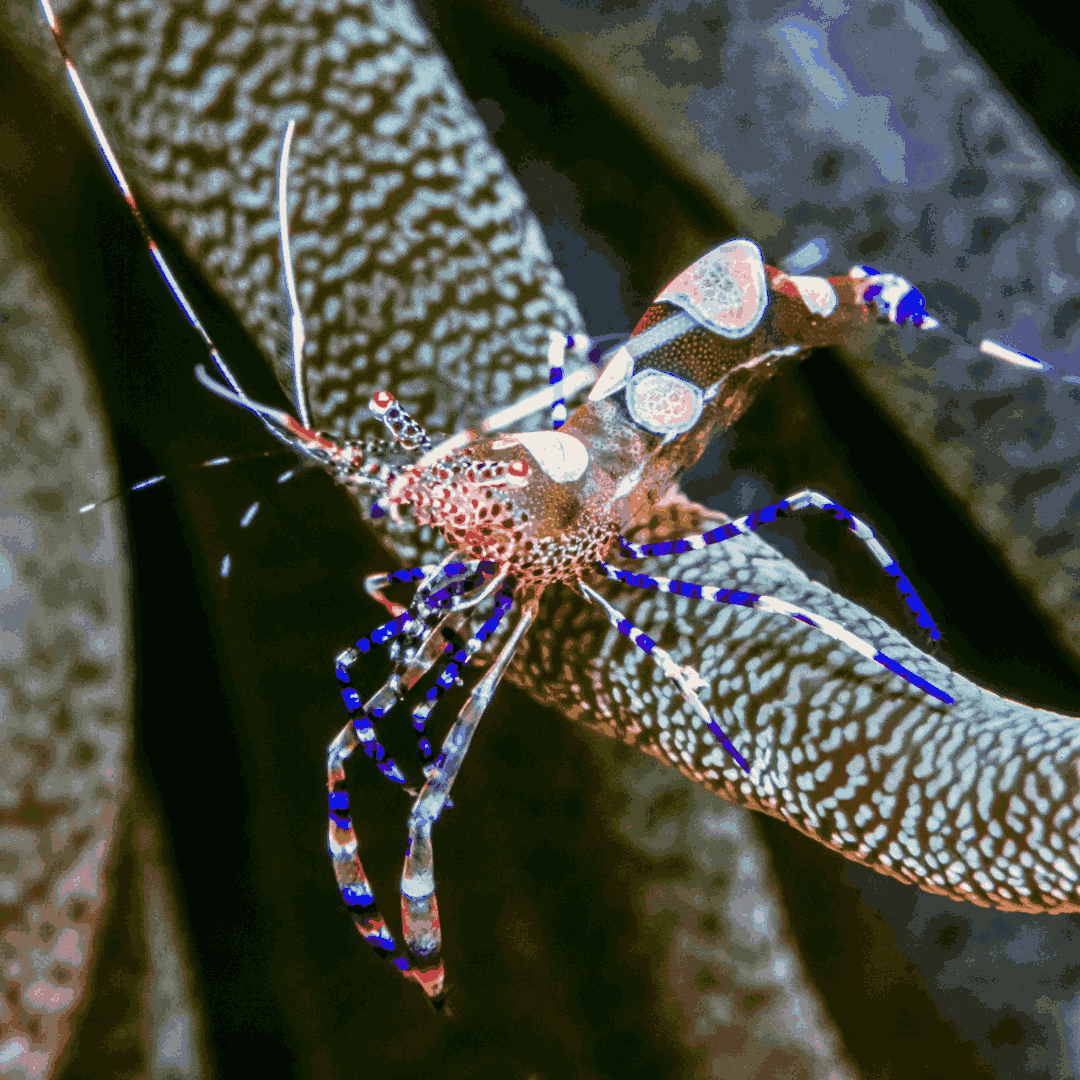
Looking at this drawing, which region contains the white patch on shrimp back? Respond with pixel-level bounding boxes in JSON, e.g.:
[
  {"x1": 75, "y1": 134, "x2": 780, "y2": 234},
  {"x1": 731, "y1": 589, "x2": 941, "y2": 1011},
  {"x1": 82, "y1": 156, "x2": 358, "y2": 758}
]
[
  {"x1": 655, "y1": 238, "x2": 768, "y2": 339},
  {"x1": 790, "y1": 274, "x2": 838, "y2": 316},
  {"x1": 589, "y1": 345, "x2": 634, "y2": 401},
  {"x1": 510, "y1": 431, "x2": 589, "y2": 483}
]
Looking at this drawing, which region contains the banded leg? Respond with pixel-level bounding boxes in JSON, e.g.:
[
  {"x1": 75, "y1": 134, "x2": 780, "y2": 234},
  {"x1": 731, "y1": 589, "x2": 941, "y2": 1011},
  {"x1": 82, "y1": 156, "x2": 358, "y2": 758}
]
[
  {"x1": 542, "y1": 332, "x2": 638, "y2": 430},
  {"x1": 399, "y1": 599, "x2": 539, "y2": 1000},
  {"x1": 409, "y1": 584, "x2": 515, "y2": 755},
  {"x1": 336, "y1": 560, "x2": 505, "y2": 784},
  {"x1": 349, "y1": 576, "x2": 513, "y2": 781},
  {"x1": 547, "y1": 331, "x2": 569, "y2": 429},
  {"x1": 578, "y1": 580, "x2": 750, "y2": 774},
  {"x1": 327, "y1": 713, "x2": 448, "y2": 992},
  {"x1": 546, "y1": 331, "x2": 596, "y2": 428},
  {"x1": 326, "y1": 716, "x2": 402, "y2": 974},
  {"x1": 344, "y1": 558, "x2": 502, "y2": 681},
  {"x1": 620, "y1": 488, "x2": 939, "y2": 641},
  {"x1": 334, "y1": 608, "x2": 474, "y2": 796},
  {"x1": 364, "y1": 565, "x2": 439, "y2": 616},
  {"x1": 596, "y1": 561, "x2": 953, "y2": 705},
  {"x1": 851, "y1": 265, "x2": 940, "y2": 329},
  {"x1": 421, "y1": 332, "x2": 630, "y2": 437}
]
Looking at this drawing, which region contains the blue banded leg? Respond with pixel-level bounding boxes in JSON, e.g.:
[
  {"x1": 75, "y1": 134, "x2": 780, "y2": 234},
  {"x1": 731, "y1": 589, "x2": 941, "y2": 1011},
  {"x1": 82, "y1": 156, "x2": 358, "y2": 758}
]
[
  {"x1": 578, "y1": 580, "x2": 750, "y2": 773},
  {"x1": 477, "y1": 333, "x2": 631, "y2": 435},
  {"x1": 325, "y1": 583, "x2": 518, "y2": 997},
  {"x1": 547, "y1": 331, "x2": 598, "y2": 429},
  {"x1": 399, "y1": 599, "x2": 539, "y2": 999},
  {"x1": 596, "y1": 561, "x2": 953, "y2": 705},
  {"x1": 336, "y1": 564, "x2": 472, "y2": 785},
  {"x1": 620, "y1": 488, "x2": 939, "y2": 641},
  {"x1": 344, "y1": 557, "x2": 502, "y2": 688},
  {"x1": 399, "y1": 610, "x2": 468, "y2": 692},
  {"x1": 333, "y1": 606, "x2": 475, "y2": 800},
  {"x1": 364, "y1": 565, "x2": 439, "y2": 616},
  {"x1": 547, "y1": 331, "x2": 568, "y2": 429},
  {"x1": 327, "y1": 714, "x2": 443, "y2": 993},
  {"x1": 337, "y1": 560, "x2": 506, "y2": 786},
  {"x1": 326, "y1": 717, "x2": 401, "y2": 969},
  {"x1": 409, "y1": 585, "x2": 514, "y2": 756},
  {"x1": 335, "y1": 661, "x2": 412, "y2": 790}
]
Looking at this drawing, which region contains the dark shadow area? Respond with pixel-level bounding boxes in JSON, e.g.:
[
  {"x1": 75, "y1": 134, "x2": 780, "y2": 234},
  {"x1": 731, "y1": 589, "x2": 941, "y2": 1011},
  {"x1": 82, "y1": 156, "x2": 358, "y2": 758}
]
[{"x1": 936, "y1": 0, "x2": 1080, "y2": 188}]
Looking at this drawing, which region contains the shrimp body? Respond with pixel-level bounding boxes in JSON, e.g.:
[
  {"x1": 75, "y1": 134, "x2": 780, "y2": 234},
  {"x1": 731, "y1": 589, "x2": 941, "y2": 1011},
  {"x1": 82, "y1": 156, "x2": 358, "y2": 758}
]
[{"x1": 381, "y1": 239, "x2": 899, "y2": 593}]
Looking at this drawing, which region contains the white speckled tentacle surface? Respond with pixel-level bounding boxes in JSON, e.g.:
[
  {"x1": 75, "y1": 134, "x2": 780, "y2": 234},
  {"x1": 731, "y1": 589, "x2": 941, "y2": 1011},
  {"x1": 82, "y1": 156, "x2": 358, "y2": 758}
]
[
  {"x1": 0, "y1": 168, "x2": 207, "y2": 1078},
  {"x1": 523, "y1": 512, "x2": 1080, "y2": 914},
  {"x1": 12, "y1": 0, "x2": 871, "y2": 1074}
]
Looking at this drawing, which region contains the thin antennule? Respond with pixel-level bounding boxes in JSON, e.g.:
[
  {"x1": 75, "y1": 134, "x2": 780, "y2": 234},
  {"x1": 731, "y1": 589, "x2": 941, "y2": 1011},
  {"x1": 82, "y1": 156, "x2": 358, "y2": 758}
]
[
  {"x1": 194, "y1": 364, "x2": 300, "y2": 435},
  {"x1": 76, "y1": 450, "x2": 294, "y2": 515},
  {"x1": 277, "y1": 119, "x2": 311, "y2": 429}
]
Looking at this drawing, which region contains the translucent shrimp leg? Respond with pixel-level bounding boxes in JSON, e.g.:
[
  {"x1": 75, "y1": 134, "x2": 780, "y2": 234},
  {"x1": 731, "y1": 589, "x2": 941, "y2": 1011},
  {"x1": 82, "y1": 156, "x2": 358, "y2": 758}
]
[
  {"x1": 335, "y1": 560, "x2": 506, "y2": 785},
  {"x1": 364, "y1": 566, "x2": 440, "y2": 617},
  {"x1": 327, "y1": 586, "x2": 519, "y2": 997},
  {"x1": 399, "y1": 598, "x2": 539, "y2": 1000},
  {"x1": 546, "y1": 331, "x2": 594, "y2": 428}
]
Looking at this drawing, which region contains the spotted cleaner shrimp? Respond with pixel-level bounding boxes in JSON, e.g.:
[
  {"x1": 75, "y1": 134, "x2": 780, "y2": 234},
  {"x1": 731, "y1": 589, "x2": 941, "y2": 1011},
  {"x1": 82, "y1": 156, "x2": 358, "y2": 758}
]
[{"x1": 314, "y1": 238, "x2": 955, "y2": 999}]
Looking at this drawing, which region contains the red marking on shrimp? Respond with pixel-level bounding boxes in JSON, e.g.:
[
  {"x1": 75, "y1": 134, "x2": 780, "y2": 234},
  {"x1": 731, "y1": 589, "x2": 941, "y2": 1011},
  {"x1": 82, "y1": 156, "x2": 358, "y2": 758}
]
[
  {"x1": 284, "y1": 416, "x2": 336, "y2": 450},
  {"x1": 766, "y1": 266, "x2": 802, "y2": 300}
]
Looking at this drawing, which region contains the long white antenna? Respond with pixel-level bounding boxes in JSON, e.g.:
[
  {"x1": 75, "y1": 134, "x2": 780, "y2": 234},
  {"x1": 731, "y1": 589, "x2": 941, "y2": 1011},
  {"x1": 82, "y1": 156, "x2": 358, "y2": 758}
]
[
  {"x1": 277, "y1": 119, "x2": 311, "y2": 428},
  {"x1": 39, "y1": 0, "x2": 249, "y2": 394}
]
